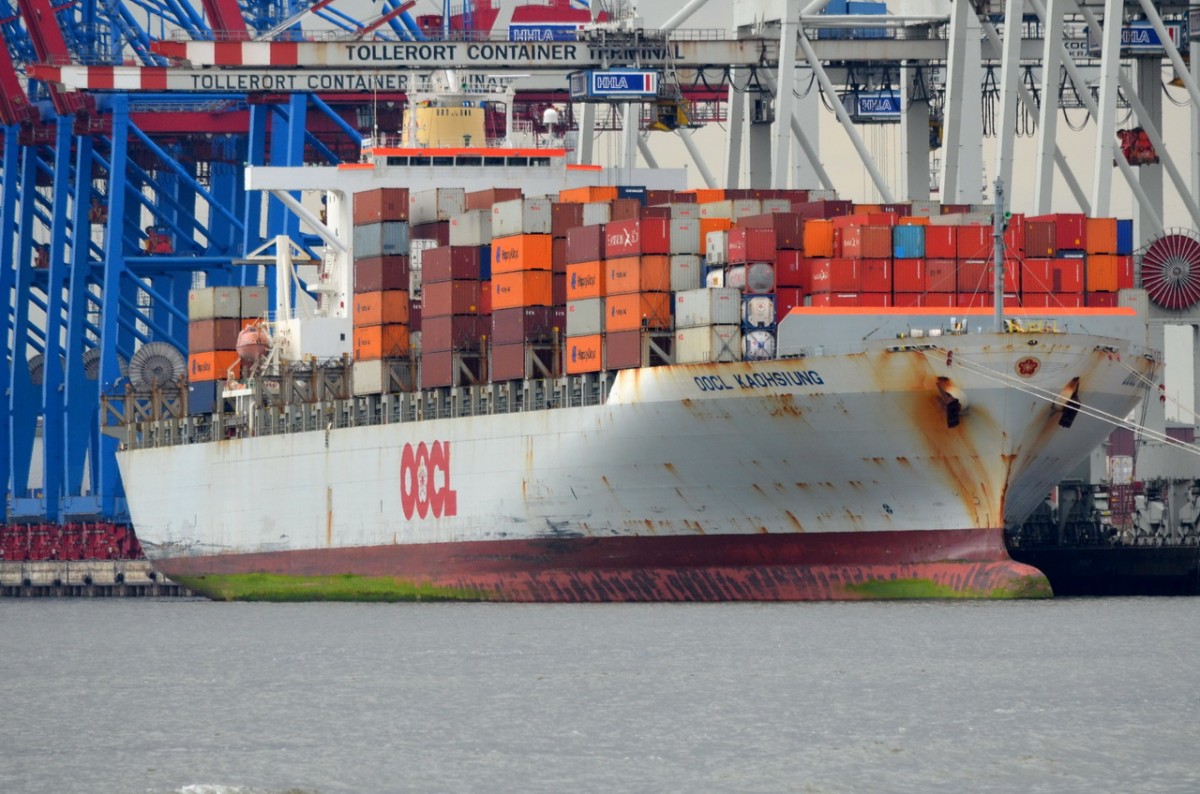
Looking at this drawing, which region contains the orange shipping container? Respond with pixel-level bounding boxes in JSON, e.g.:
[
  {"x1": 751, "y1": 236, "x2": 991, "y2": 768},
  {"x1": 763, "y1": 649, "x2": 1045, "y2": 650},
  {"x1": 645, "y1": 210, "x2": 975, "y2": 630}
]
[
  {"x1": 353, "y1": 324, "x2": 411, "y2": 360},
  {"x1": 565, "y1": 333, "x2": 603, "y2": 373},
  {"x1": 188, "y1": 350, "x2": 239, "y2": 382},
  {"x1": 1085, "y1": 255, "x2": 1121, "y2": 292},
  {"x1": 1085, "y1": 217, "x2": 1118, "y2": 255},
  {"x1": 604, "y1": 291, "x2": 672, "y2": 332},
  {"x1": 492, "y1": 270, "x2": 554, "y2": 309},
  {"x1": 566, "y1": 260, "x2": 605, "y2": 300},
  {"x1": 898, "y1": 216, "x2": 930, "y2": 226},
  {"x1": 353, "y1": 290, "x2": 410, "y2": 326},
  {"x1": 688, "y1": 188, "x2": 726, "y2": 204},
  {"x1": 803, "y1": 219, "x2": 836, "y2": 257},
  {"x1": 558, "y1": 186, "x2": 618, "y2": 204},
  {"x1": 605, "y1": 255, "x2": 671, "y2": 295},
  {"x1": 698, "y1": 217, "x2": 733, "y2": 254},
  {"x1": 492, "y1": 233, "x2": 553, "y2": 274}
]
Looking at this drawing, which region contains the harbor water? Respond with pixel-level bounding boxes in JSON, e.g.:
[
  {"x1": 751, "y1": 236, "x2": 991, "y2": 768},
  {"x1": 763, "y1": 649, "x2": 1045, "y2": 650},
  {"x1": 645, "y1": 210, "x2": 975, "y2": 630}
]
[{"x1": 2, "y1": 598, "x2": 1197, "y2": 793}]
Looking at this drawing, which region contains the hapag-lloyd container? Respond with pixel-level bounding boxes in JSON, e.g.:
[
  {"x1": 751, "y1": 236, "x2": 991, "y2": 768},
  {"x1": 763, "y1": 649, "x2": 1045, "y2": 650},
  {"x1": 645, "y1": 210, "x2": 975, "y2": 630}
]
[
  {"x1": 725, "y1": 263, "x2": 776, "y2": 294},
  {"x1": 492, "y1": 234, "x2": 553, "y2": 273},
  {"x1": 675, "y1": 287, "x2": 741, "y2": 329},
  {"x1": 674, "y1": 324, "x2": 741, "y2": 364},
  {"x1": 492, "y1": 197, "x2": 553, "y2": 237},
  {"x1": 353, "y1": 221, "x2": 411, "y2": 259},
  {"x1": 491, "y1": 306, "x2": 564, "y2": 345},
  {"x1": 449, "y1": 209, "x2": 492, "y2": 246},
  {"x1": 742, "y1": 295, "x2": 776, "y2": 328},
  {"x1": 491, "y1": 270, "x2": 554, "y2": 309},
  {"x1": 605, "y1": 218, "x2": 670, "y2": 258},
  {"x1": 352, "y1": 324, "x2": 410, "y2": 360},
  {"x1": 605, "y1": 292, "x2": 672, "y2": 332},
  {"x1": 566, "y1": 298, "x2": 604, "y2": 336},
  {"x1": 669, "y1": 254, "x2": 704, "y2": 292},
  {"x1": 564, "y1": 333, "x2": 602, "y2": 374},
  {"x1": 605, "y1": 255, "x2": 670, "y2": 294},
  {"x1": 409, "y1": 187, "x2": 466, "y2": 224},
  {"x1": 743, "y1": 329, "x2": 777, "y2": 361},
  {"x1": 566, "y1": 261, "x2": 605, "y2": 300},
  {"x1": 669, "y1": 218, "x2": 702, "y2": 254}
]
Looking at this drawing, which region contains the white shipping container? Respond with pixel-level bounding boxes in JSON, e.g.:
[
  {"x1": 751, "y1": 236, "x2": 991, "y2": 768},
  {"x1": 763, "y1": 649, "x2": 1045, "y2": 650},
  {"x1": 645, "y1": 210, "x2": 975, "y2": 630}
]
[
  {"x1": 492, "y1": 197, "x2": 553, "y2": 237},
  {"x1": 743, "y1": 329, "x2": 777, "y2": 361},
  {"x1": 705, "y1": 231, "x2": 728, "y2": 265},
  {"x1": 929, "y1": 212, "x2": 991, "y2": 226},
  {"x1": 698, "y1": 200, "x2": 733, "y2": 219},
  {"x1": 669, "y1": 218, "x2": 701, "y2": 255},
  {"x1": 581, "y1": 201, "x2": 611, "y2": 226},
  {"x1": 669, "y1": 203, "x2": 701, "y2": 218},
  {"x1": 189, "y1": 287, "x2": 240, "y2": 320},
  {"x1": 670, "y1": 255, "x2": 704, "y2": 293},
  {"x1": 910, "y1": 200, "x2": 941, "y2": 218},
  {"x1": 732, "y1": 199, "x2": 763, "y2": 218},
  {"x1": 409, "y1": 238, "x2": 438, "y2": 270},
  {"x1": 725, "y1": 263, "x2": 776, "y2": 294},
  {"x1": 409, "y1": 187, "x2": 466, "y2": 224},
  {"x1": 807, "y1": 189, "x2": 839, "y2": 201},
  {"x1": 240, "y1": 286, "x2": 269, "y2": 319},
  {"x1": 675, "y1": 287, "x2": 742, "y2": 329},
  {"x1": 675, "y1": 325, "x2": 742, "y2": 364},
  {"x1": 761, "y1": 199, "x2": 792, "y2": 214},
  {"x1": 705, "y1": 268, "x2": 725, "y2": 288},
  {"x1": 353, "y1": 359, "x2": 388, "y2": 396},
  {"x1": 449, "y1": 209, "x2": 493, "y2": 246},
  {"x1": 566, "y1": 298, "x2": 604, "y2": 337},
  {"x1": 743, "y1": 295, "x2": 776, "y2": 328}
]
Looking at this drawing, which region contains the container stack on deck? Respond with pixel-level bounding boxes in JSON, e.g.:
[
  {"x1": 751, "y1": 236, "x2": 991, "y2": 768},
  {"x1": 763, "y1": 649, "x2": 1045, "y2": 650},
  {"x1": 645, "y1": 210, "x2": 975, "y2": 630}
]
[
  {"x1": 351, "y1": 187, "x2": 413, "y2": 394},
  {"x1": 186, "y1": 285, "x2": 267, "y2": 413}
]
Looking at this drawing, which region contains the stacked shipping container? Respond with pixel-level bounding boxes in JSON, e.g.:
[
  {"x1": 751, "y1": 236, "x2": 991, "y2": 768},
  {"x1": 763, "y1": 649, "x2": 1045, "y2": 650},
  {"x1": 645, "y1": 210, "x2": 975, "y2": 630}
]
[{"x1": 351, "y1": 188, "x2": 413, "y2": 394}]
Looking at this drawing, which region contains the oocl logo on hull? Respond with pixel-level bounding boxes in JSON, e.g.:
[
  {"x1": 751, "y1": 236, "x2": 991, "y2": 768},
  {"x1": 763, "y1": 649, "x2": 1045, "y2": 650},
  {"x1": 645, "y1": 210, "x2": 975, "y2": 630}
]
[{"x1": 400, "y1": 440, "x2": 458, "y2": 519}]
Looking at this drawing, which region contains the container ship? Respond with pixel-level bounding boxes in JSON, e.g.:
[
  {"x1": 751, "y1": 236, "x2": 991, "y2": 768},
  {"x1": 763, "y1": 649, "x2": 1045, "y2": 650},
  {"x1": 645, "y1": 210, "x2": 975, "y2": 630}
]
[{"x1": 109, "y1": 83, "x2": 1162, "y2": 601}]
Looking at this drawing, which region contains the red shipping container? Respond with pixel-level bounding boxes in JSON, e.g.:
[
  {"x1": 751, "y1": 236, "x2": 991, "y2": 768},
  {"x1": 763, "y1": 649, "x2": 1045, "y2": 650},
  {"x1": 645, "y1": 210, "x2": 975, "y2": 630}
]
[
  {"x1": 605, "y1": 329, "x2": 643, "y2": 370},
  {"x1": 409, "y1": 301, "x2": 422, "y2": 333},
  {"x1": 465, "y1": 187, "x2": 522, "y2": 211},
  {"x1": 809, "y1": 258, "x2": 859, "y2": 292},
  {"x1": 566, "y1": 224, "x2": 604, "y2": 264},
  {"x1": 924, "y1": 226, "x2": 957, "y2": 259},
  {"x1": 1020, "y1": 259, "x2": 1053, "y2": 293},
  {"x1": 420, "y1": 350, "x2": 457, "y2": 388},
  {"x1": 605, "y1": 218, "x2": 670, "y2": 257},
  {"x1": 422, "y1": 246, "x2": 481, "y2": 283},
  {"x1": 727, "y1": 227, "x2": 777, "y2": 264},
  {"x1": 1085, "y1": 292, "x2": 1119, "y2": 307},
  {"x1": 422, "y1": 315, "x2": 486, "y2": 352},
  {"x1": 491, "y1": 306, "x2": 564, "y2": 345},
  {"x1": 893, "y1": 259, "x2": 925, "y2": 292},
  {"x1": 1049, "y1": 258, "x2": 1085, "y2": 293},
  {"x1": 480, "y1": 280, "x2": 492, "y2": 316},
  {"x1": 858, "y1": 293, "x2": 893, "y2": 307},
  {"x1": 1004, "y1": 213, "x2": 1026, "y2": 255},
  {"x1": 1023, "y1": 293, "x2": 1083, "y2": 308},
  {"x1": 955, "y1": 225, "x2": 993, "y2": 259},
  {"x1": 490, "y1": 342, "x2": 528, "y2": 381},
  {"x1": 774, "y1": 251, "x2": 810, "y2": 289},
  {"x1": 957, "y1": 259, "x2": 990, "y2": 293},
  {"x1": 188, "y1": 318, "x2": 241, "y2": 353},
  {"x1": 1117, "y1": 255, "x2": 1134, "y2": 289},
  {"x1": 354, "y1": 188, "x2": 409, "y2": 224},
  {"x1": 739, "y1": 212, "x2": 804, "y2": 249},
  {"x1": 422, "y1": 280, "x2": 482, "y2": 317},
  {"x1": 808, "y1": 293, "x2": 861, "y2": 307},
  {"x1": 841, "y1": 226, "x2": 892, "y2": 259},
  {"x1": 355, "y1": 256, "x2": 410, "y2": 293},
  {"x1": 551, "y1": 202, "x2": 585, "y2": 237},
  {"x1": 926, "y1": 259, "x2": 957, "y2": 292},
  {"x1": 792, "y1": 200, "x2": 854, "y2": 219},
  {"x1": 859, "y1": 258, "x2": 892, "y2": 293},
  {"x1": 1024, "y1": 221, "x2": 1056, "y2": 257},
  {"x1": 774, "y1": 287, "x2": 807, "y2": 323},
  {"x1": 893, "y1": 293, "x2": 925, "y2": 307},
  {"x1": 553, "y1": 272, "x2": 567, "y2": 306},
  {"x1": 1053, "y1": 213, "x2": 1087, "y2": 251},
  {"x1": 552, "y1": 236, "x2": 567, "y2": 274},
  {"x1": 411, "y1": 221, "x2": 450, "y2": 246},
  {"x1": 609, "y1": 198, "x2": 644, "y2": 222}
]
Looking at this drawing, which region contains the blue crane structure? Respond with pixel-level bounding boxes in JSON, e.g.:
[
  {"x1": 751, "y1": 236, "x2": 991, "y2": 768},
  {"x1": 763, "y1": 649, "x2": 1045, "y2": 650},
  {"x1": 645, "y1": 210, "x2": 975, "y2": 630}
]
[{"x1": 0, "y1": 0, "x2": 429, "y2": 546}]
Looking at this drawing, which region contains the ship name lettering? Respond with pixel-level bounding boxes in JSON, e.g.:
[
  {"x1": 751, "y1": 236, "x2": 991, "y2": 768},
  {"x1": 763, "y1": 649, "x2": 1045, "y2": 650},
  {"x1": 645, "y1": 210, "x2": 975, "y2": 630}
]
[
  {"x1": 400, "y1": 440, "x2": 458, "y2": 520},
  {"x1": 733, "y1": 370, "x2": 824, "y2": 389},
  {"x1": 693, "y1": 375, "x2": 733, "y2": 391}
]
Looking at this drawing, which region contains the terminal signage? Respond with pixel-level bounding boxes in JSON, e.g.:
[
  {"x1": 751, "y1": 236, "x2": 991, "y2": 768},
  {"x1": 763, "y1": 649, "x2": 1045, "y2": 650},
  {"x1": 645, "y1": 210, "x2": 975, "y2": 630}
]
[
  {"x1": 508, "y1": 22, "x2": 581, "y2": 42},
  {"x1": 1087, "y1": 21, "x2": 1183, "y2": 55},
  {"x1": 570, "y1": 70, "x2": 660, "y2": 99},
  {"x1": 849, "y1": 90, "x2": 901, "y2": 122}
]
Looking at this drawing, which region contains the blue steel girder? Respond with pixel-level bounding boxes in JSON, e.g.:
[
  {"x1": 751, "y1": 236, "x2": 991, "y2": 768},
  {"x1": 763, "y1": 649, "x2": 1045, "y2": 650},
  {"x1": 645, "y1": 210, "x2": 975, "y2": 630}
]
[{"x1": 0, "y1": 127, "x2": 19, "y2": 512}]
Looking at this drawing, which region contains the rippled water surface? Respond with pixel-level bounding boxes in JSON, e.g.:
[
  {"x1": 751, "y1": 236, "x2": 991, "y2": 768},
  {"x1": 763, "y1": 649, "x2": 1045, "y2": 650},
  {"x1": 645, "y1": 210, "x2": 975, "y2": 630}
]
[{"x1": 1, "y1": 598, "x2": 1197, "y2": 793}]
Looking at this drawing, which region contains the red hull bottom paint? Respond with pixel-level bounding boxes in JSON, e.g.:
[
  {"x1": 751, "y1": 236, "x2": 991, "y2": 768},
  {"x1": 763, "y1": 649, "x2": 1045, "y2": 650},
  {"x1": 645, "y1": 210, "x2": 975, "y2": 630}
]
[{"x1": 154, "y1": 528, "x2": 1052, "y2": 601}]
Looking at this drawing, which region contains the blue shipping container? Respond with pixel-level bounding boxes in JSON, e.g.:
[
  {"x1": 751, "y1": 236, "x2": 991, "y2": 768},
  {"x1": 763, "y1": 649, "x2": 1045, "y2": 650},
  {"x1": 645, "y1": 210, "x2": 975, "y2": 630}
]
[
  {"x1": 188, "y1": 380, "x2": 220, "y2": 416},
  {"x1": 617, "y1": 186, "x2": 647, "y2": 204},
  {"x1": 848, "y1": 1, "x2": 888, "y2": 40},
  {"x1": 1116, "y1": 219, "x2": 1134, "y2": 255},
  {"x1": 479, "y1": 245, "x2": 492, "y2": 280},
  {"x1": 818, "y1": 0, "x2": 849, "y2": 39},
  {"x1": 893, "y1": 225, "x2": 925, "y2": 259}
]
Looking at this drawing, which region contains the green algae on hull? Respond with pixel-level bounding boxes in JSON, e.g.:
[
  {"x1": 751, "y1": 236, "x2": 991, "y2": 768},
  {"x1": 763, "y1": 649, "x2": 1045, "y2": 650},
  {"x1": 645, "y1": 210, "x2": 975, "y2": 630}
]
[
  {"x1": 172, "y1": 572, "x2": 488, "y2": 602},
  {"x1": 841, "y1": 574, "x2": 1053, "y2": 600}
]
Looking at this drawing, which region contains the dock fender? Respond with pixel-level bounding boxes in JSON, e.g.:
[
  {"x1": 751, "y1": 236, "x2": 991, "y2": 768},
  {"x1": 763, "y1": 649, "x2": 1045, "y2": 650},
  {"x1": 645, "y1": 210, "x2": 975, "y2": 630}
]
[{"x1": 936, "y1": 377, "x2": 968, "y2": 428}]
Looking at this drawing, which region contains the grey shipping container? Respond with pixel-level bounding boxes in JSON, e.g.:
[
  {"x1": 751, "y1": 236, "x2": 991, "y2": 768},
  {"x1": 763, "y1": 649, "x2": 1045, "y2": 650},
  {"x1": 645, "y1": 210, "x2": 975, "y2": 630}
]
[
  {"x1": 581, "y1": 202, "x2": 611, "y2": 227},
  {"x1": 669, "y1": 218, "x2": 701, "y2": 255},
  {"x1": 706, "y1": 231, "x2": 728, "y2": 265},
  {"x1": 674, "y1": 325, "x2": 742, "y2": 364},
  {"x1": 492, "y1": 198, "x2": 553, "y2": 237},
  {"x1": 354, "y1": 221, "x2": 411, "y2": 259},
  {"x1": 449, "y1": 209, "x2": 493, "y2": 246},
  {"x1": 240, "y1": 286, "x2": 269, "y2": 319},
  {"x1": 189, "y1": 286, "x2": 240, "y2": 320},
  {"x1": 674, "y1": 287, "x2": 741, "y2": 329},
  {"x1": 409, "y1": 188, "x2": 466, "y2": 224},
  {"x1": 670, "y1": 255, "x2": 704, "y2": 292},
  {"x1": 565, "y1": 298, "x2": 604, "y2": 337}
]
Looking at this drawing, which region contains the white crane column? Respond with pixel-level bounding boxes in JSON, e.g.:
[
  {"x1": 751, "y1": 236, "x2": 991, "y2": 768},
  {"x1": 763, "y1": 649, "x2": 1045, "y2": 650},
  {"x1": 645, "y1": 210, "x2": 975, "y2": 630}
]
[
  {"x1": 724, "y1": 68, "x2": 745, "y2": 189},
  {"x1": 900, "y1": 60, "x2": 930, "y2": 201},
  {"x1": 1135, "y1": 57, "x2": 1164, "y2": 240},
  {"x1": 771, "y1": 0, "x2": 801, "y2": 189},
  {"x1": 791, "y1": 68, "x2": 821, "y2": 189},
  {"x1": 1089, "y1": 0, "x2": 1124, "y2": 217},
  {"x1": 940, "y1": 0, "x2": 983, "y2": 203},
  {"x1": 992, "y1": 0, "x2": 1025, "y2": 199},
  {"x1": 1032, "y1": 0, "x2": 1067, "y2": 213}
]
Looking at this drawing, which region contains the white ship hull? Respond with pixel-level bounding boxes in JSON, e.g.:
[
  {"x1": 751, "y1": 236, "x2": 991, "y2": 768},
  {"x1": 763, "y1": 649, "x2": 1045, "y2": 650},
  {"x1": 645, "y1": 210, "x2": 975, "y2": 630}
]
[{"x1": 118, "y1": 330, "x2": 1157, "y2": 601}]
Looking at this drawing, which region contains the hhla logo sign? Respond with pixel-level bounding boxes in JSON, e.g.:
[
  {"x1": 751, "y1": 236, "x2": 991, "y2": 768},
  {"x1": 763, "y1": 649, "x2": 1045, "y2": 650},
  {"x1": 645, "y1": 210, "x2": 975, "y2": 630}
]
[{"x1": 400, "y1": 441, "x2": 458, "y2": 519}]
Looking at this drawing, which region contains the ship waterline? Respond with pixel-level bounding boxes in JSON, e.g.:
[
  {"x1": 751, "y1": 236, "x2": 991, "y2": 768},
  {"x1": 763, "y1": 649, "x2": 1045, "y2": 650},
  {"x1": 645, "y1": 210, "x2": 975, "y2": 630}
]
[{"x1": 119, "y1": 332, "x2": 1156, "y2": 601}]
